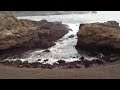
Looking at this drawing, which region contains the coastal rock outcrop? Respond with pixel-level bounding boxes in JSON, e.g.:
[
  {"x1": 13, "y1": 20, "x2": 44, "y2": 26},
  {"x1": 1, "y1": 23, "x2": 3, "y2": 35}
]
[
  {"x1": 76, "y1": 21, "x2": 120, "y2": 54},
  {"x1": 0, "y1": 13, "x2": 69, "y2": 60}
]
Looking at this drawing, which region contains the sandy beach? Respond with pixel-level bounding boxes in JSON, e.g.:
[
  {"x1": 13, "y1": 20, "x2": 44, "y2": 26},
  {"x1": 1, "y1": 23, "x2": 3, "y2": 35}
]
[{"x1": 0, "y1": 60, "x2": 120, "y2": 79}]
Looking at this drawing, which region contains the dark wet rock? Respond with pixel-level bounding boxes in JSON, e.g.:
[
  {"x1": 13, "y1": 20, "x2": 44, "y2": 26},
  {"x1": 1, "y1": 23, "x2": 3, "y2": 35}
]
[
  {"x1": 66, "y1": 63, "x2": 76, "y2": 69},
  {"x1": 76, "y1": 56, "x2": 79, "y2": 58},
  {"x1": 22, "y1": 61, "x2": 30, "y2": 68},
  {"x1": 91, "y1": 59, "x2": 97, "y2": 64},
  {"x1": 13, "y1": 60, "x2": 23, "y2": 65},
  {"x1": 95, "y1": 59, "x2": 104, "y2": 65},
  {"x1": 53, "y1": 62, "x2": 59, "y2": 68},
  {"x1": 79, "y1": 56, "x2": 84, "y2": 61},
  {"x1": 71, "y1": 61, "x2": 82, "y2": 68},
  {"x1": 44, "y1": 59, "x2": 49, "y2": 62},
  {"x1": 43, "y1": 49, "x2": 51, "y2": 53},
  {"x1": 37, "y1": 59, "x2": 41, "y2": 61},
  {"x1": 63, "y1": 61, "x2": 81, "y2": 69},
  {"x1": 68, "y1": 34, "x2": 74, "y2": 38},
  {"x1": 96, "y1": 53, "x2": 105, "y2": 59},
  {"x1": 30, "y1": 62, "x2": 42, "y2": 68},
  {"x1": 72, "y1": 56, "x2": 76, "y2": 58},
  {"x1": 22, "y1": 60, "x2": 28, "y2": 64},
  {"x1": 41, "y1": 64, "x2": 53, "y2": 69},
  {"x1": 68, "y1": 65, "x2": 76, "y2": 68},
  {"x1": 79, "y1": 57, "x2": 94, "y2": 68},
  {"x1": 0, "y1": 60, "x2": 14, "y2": 65},
  {"x1": 73, "y1": 61, "x2": 81, "y2": 64},
  {"x1": 57, "y1": 60, "x2": 66, "y2": 64},
  {"x1": 82, "y1": 59, "x2": 91, "y2": 68},
  {"x1": 76, "y1": 21, "x2": 120, "y2": 54},
  {"x1": 103, "y1": 54, "x2": 120, "y2": 63},
  {"x1": 56, "y1": 60, "x2": 67, "y2": 68},
  {"x1": 103, "y1": 56, "x2": 111, "y2": 62},
  {"x1": 91, "y1": 59, "x2": 105, "y2": 65},
  {"x1": 109, "y1": 56, "x2": 120, "y2": 62}
]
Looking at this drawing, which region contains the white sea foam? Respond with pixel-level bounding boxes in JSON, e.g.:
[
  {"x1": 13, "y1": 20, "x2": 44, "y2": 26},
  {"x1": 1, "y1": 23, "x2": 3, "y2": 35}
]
[{"x1": 11, "y1": 11, "x2": 120, "y2": 64}]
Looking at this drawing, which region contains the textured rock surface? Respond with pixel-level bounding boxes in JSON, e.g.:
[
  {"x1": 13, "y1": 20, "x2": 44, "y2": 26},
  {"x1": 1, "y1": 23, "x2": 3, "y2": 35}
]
[
  {"x1": 0, "y1": 13, "x2": 69, "y2": 59},
  {"x1": 76, "y1": 21, "x2": 120, "y2": 53}
]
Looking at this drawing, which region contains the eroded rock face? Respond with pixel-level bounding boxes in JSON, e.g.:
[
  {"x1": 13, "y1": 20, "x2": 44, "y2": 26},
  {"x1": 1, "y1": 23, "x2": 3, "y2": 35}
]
[
  {"x1": 0, "y1": 13, "x2": 69, "y2": 60},
  {"x1": 76, "y1": 21, "x2": 120, "y2": 54}
]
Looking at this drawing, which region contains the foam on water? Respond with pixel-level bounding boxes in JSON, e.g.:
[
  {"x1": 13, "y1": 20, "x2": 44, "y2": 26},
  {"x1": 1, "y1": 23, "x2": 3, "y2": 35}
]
[{"x1": 9, "y1": 11, "x2": 120, "y2": 64}]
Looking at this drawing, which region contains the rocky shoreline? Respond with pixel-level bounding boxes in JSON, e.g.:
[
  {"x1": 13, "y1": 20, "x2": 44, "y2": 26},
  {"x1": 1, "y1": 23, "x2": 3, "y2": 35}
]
[
  {"x1": 0, "y1": 55, "x2": 119, "y2": 69},
  {"x1": 0, "y1": 13, "x2": 120, "y2": 70},
  {"x1": 0, "y1": 13, "x2": 69, "y2": 60},
  {"x1": 74, "y1": 21, "x2": 120, "y2": 69}
]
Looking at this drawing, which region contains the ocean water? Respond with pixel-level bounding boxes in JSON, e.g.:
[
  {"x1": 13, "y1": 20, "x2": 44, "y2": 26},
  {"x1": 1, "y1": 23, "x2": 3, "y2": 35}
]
[
  {"x1": 17, "y1": 11, "x2": 120, "y2": 23},
  {"x1": 9, "y1": 11, "x2": 120, "y2": 64}
]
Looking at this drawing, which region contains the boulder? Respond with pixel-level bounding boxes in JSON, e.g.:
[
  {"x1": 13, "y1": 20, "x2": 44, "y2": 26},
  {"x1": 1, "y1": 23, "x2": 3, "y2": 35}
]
[
  {"x1": 76, "y1": 21, "x2": 120, "y2": 54},
  {"x1": 43, "y1": 59, "x2": 49, "y2": 62},
  {"x1": 37, "y1": 59, "x2": 41, "y2": 61},
  {"x1": 43, "y1": 49, "x2": 51, "y2": 53},
  {"x1": 57, "y1": 60, "x2": 66, "y2": 64},
  {"x1": 13, "y1": 60, "x2": 23, "y2": 65},
  {"x1": 68, "y1": 34, "x2": 74, "y2": 38}
]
